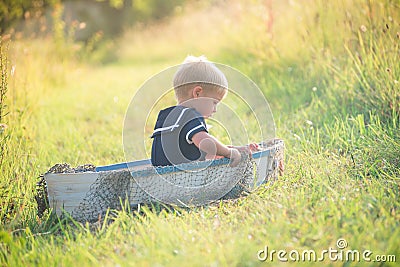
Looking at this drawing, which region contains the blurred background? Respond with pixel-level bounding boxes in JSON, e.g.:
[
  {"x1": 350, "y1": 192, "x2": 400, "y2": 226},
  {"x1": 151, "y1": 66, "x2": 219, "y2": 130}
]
[
  {"x1": 1, "y1": 0, "x2": 185, "y2": 40},
  {"x1": 0, "y1": 2, "x2": 399, "y2": 264},
  {"x1": 0, "y1": 0, "x2": 398, "y2": 161}
]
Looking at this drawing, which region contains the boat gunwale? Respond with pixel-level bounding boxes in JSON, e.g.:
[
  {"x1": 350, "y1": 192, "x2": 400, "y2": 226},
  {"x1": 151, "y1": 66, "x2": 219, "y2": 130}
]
[{"x1": 95, "y1": 143, "x2": 279, "y2": 174}]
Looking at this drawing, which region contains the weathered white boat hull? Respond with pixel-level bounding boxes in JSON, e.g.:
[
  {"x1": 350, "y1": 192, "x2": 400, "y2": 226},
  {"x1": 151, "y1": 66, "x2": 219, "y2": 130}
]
[{"x1": 45, "y1": 140, "x2": 284, "y2": 218}]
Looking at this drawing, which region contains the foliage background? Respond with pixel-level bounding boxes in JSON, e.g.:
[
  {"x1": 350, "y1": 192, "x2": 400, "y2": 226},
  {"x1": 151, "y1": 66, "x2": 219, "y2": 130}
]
[{"x1": 0, "y1": 0, "x2": 399, "y2": 266}]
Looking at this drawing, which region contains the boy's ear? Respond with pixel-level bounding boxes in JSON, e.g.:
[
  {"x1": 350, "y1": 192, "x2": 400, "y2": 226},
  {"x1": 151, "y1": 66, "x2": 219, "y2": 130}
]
[{"x1": 192, "y1": 86, "x2": 203, "y2": 98}]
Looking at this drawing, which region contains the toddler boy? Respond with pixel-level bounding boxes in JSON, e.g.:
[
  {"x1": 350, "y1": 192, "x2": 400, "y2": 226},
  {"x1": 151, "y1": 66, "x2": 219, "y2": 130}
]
[{"x1": 151, "y1": 56, "x2": 257, "y2": 167}]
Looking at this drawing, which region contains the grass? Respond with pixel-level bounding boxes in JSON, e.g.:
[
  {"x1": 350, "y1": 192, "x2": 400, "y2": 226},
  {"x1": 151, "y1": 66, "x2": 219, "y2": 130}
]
[{"x1": 1, "y1": 0, "x2": 399, "y2": 266}]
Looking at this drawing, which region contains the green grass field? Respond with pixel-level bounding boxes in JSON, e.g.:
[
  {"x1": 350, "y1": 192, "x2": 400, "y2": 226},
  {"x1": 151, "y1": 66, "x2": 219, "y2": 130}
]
[{"x1": 1, "y1": 0, "x2": 399, "y2": 266}]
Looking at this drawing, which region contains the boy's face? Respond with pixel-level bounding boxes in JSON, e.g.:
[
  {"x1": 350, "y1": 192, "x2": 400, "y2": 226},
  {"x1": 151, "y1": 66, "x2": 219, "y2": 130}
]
[
  {"x1": 182, "y1": 86, "x2": 226, "y2": 118},
  {"x1": 196, "y1": 89, "x2": 226, "y2": 118}
]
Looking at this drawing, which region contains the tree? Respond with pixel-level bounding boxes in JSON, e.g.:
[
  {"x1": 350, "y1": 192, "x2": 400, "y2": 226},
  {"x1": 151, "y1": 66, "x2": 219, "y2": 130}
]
[{"x1": 0, "y1": 0, "x2": 57, "y2": 34}]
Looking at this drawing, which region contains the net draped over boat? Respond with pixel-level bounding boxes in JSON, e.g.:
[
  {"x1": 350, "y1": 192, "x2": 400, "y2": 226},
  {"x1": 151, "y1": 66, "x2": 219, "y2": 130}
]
[
  {"x1": 42, "y1": 140, "x2": 284, "y2": 222},
  {"x1": 73, "y1": 155, "x2": 257, "y2": 222}
]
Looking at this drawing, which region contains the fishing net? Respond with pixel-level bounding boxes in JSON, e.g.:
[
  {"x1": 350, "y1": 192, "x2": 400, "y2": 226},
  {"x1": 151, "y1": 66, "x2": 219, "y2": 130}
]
[
  {"x1": 38, "y1": 140, "x2": 284, "y2": 222},
  {"x1": 72, "y1": 154, "x2": 254, "y2": 222}
]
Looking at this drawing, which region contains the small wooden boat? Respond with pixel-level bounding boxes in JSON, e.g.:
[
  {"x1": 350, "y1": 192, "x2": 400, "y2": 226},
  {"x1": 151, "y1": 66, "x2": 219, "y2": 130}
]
[{"x1": 42, "y1": 139, "x2": 284, "y2": 222}]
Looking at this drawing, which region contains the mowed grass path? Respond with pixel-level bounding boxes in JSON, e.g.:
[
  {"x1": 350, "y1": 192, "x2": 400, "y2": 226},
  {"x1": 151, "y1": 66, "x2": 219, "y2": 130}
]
[{"x1": 1, "y1": 0, "x2": 399, "y2": 266}]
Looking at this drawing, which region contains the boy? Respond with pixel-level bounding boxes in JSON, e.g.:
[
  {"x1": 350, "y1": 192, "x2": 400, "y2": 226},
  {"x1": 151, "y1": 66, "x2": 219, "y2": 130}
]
[{"x1": 151, "y1": 56, "x2": 257, "y2": 167}]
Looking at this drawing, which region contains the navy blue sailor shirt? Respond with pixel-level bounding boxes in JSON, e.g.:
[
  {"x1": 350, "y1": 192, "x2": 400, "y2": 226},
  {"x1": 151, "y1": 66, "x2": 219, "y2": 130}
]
[{"x1": 151, "y1": 105, "x2": 208, "y2": 166}]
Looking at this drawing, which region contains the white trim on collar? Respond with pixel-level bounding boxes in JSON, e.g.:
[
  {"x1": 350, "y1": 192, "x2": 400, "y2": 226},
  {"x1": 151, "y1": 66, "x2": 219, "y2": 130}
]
[{"x1": 152, "y1": 107, "x2": 189, "y2": 134}]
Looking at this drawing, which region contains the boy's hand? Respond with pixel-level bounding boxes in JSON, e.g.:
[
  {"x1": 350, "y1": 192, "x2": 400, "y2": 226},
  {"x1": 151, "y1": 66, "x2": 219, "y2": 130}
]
[
  {"x1": 248, "y1": 143, "x2": 260, "y2": 152},
  {"x1": 228, "y1": 143, "x2": 260, "y2": 156},
  {"x1": 228, "y1": 148, "x2": 241, "y2": 167}
]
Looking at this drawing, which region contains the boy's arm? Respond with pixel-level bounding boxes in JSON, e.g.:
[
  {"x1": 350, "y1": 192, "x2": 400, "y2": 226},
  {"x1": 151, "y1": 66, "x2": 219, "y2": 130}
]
[{"x1": 191, "y1": 131, "x2": 241, "y2": 167}]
